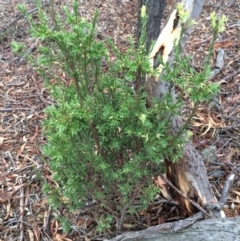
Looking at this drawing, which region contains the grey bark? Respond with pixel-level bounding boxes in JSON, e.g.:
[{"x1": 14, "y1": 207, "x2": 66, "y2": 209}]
[
  {"x1": 180, "y1": 0, "x2": 205, "y2": 48},
  {"x1": 138, "y1": 0, "x2": 166, "y2": 53},
  {"x1": 108, "y1": 216, "x2": 240, "y2": 241}
]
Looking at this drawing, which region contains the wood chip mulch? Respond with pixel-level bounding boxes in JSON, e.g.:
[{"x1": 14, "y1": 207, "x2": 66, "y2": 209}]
[{"x1": 0, "y1": 0, "x2": 239, "y2": 240}]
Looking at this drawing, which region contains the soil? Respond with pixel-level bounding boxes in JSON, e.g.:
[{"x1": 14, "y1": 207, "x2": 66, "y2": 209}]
[{"x1": 0, "y1": 0, "x2": 240, "y2": 240}]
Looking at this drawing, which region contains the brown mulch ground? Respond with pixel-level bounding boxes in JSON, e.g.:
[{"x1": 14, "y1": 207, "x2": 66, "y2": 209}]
[{"x1": 0, "y1": 0, "x2": 240, "y2": 240}]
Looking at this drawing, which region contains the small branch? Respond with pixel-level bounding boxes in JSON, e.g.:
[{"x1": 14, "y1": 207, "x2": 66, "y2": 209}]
[
  {"x1": 223, "y1": 68, "x2": 240, "y2": 81},
  {"x1": 205, "y1": 173, "x2": 235, "y2": 217},
  {"x1": 118, "y1": 185, "x2": 141, "y2": 231},
  {"x1": 1, "y1": 3, "x2": 49, "y2": 33},
  {"x1": 151, "y1": 199, "x2": 179, "y2": 206},
  {"x1": 18, "y1": 175, "x2": 25, "y2": 241},
  {"x1": 102, "y1": 203, "x2": 120, "y2": 230},
  {"x1": 17, "y1": 42, "x2": 38, "y2": 66},
  {"x1": 0, "y1": 107, "x2": 36, "y2": 112}
]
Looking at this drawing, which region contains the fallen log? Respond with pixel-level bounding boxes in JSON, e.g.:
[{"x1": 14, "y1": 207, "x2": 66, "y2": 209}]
[{"x1": 108, "y1": 215, "x2": 240, "y2": 241}]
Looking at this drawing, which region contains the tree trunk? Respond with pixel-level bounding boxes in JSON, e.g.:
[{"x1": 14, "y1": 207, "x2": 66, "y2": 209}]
[
  {"x1": 138, "y1": 0, "x2": 166, "y2": 53},
  {"x1": 138, "y1": 0, "x2": 219, "y2": 214}
]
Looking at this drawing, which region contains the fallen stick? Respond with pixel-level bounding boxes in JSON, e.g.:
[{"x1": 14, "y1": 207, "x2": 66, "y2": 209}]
[{"x1": 1, "y1": 2, "x2": 49, "y2": 33}]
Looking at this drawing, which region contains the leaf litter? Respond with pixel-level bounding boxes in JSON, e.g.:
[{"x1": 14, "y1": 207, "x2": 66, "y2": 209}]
[{"x1": 0, "y1": 0, "x2": 240, "y2": 240}]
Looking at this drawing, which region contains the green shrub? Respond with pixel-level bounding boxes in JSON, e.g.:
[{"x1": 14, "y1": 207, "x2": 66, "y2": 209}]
[{"x1": 14, "y1": 0, "x2": 224, "y2": 233}]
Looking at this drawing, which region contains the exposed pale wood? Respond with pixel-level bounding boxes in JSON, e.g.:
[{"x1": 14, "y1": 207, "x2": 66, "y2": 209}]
[
  {"x1": 165, "y1": 140, "x2": 217, "y2": 214},
  {"x1": 140, "y1": 0, "x2": 223, "y2": 215}
]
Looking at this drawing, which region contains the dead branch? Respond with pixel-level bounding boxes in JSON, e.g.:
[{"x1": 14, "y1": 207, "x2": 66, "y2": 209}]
[
  {"x1": 108, "y1": 216, "x2": 240, "y2": 241},
  {"x1": 205, "y1": 173, "x2": 235, "y2": 217},
  {"x1": 108, "y1": 212, "x2": 204, "y2": 241}
]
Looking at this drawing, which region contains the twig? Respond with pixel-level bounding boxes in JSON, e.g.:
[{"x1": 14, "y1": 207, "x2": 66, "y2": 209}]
[
  {"x1": 205, "y1": 173, "x2": 235, "y2": 217},
  {"x1": 18, "y1": 176, "x2": 25, "y2": 241},
  {"x1": 118, "y1": 185, "x2": 141, "y2": 231},
  {"x1": 219, "y1": 173, "x2": 235, "y2": 206},
  {"x1": 43, "y1": 206, "x2": 52, "y2": 234},
  {"x1": 17, "y1": 42, "x2": 38, "y2": 65},
  {"x1": 5, "y1": 151, "x2": 16, "y2": 168},
  {"x1": 0, "y1": 165, "x2": 37, "y2": 179},
  {"x1": 228, "y1": 23, "x2": 240, "y2": 28},
  {"x1": 4, "y1": 81, "x2": 26, "y2": 86},
  {"x1": 218, "y1": 124, "x2": 240, "y2": 130},
  {"x1": 0, "y1": 107, "x2": 35, "y2": 112},
  {"x1": 1, "y1": 2, "x2": 49, "y2": 33},
  {"x1": 223, "y1": 68, "x2": 240, "y2": 81},
  {"x1": 157, "y1": 170, "x2": 212, "y2": 218},
  {"x1": 151, "y1": 199, "x2": 179, "y2": 206},
  {"x1": 31, "y1": 75, "x2": 49, "y2": 104},
  {"x1": 19, "y1": 154, "x2": 41, "y2": 168}
]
